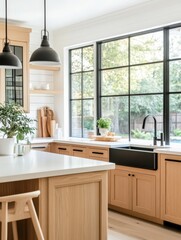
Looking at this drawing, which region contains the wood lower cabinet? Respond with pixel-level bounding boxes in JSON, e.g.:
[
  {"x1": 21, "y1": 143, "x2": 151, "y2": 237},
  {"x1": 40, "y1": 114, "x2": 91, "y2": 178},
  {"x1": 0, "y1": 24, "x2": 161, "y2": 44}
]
[
  {"x1": 111, "y1": 165, "x2": 159, "y2": 218},
  {"x1": 110, "y1": 169, "x2": 132, "y2": 210},
  {"x1": 50, "y1": 142, "x2": 72, "y2": 155},
  {"x1": 47, "y1": 171, "x2": 108, "y2": 240},
  {"x1": 49, "y1": 142, "x2": 109, "y2": 161},
  {"x1": 161, "y1": 154, "x2": 181, "y2": 225}
]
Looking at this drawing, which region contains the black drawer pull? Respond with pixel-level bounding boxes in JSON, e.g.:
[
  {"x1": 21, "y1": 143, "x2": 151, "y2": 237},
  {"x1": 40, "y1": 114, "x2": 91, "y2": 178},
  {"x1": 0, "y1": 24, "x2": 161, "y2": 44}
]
[
  {"x1": 165, "y1": 159, "x2": 181, "y2": 163},
  {"x1": 73, "y1": 149, "x2": 83, "y2": 152},
  {"x1": 58, "y1": 147, "x2": 67, "y2": 151},
  {"x1": 92, "y1": 151, "x2": 103, "y2": 155}
]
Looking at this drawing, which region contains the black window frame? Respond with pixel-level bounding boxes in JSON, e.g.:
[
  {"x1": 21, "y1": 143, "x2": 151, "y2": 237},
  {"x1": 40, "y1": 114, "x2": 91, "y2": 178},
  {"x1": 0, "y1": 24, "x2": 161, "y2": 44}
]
[{"x1": 69, "y1": 22, "x2": 181, "y2": 144}]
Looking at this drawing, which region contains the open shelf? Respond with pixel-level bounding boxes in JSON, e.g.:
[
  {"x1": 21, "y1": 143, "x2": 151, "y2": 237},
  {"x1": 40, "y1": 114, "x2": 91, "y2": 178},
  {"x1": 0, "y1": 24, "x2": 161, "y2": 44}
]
[
  {"x1": 29, "y1": 64, "x2": 60, "y2": 71},
  {"x1": 30, "y1": 89, "x2": 61, "y2": 95}
]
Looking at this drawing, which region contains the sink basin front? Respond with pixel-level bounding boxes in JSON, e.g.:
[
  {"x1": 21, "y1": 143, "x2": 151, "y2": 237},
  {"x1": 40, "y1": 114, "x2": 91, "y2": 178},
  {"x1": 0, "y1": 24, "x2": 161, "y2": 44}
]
[{"x1": 110, "y1": 146, "x2": 157, "y2": 170}]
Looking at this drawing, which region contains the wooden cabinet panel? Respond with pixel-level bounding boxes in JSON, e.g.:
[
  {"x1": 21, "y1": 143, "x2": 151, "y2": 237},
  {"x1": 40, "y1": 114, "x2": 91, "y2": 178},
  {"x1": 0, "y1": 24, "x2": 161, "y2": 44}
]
[
  {"x1": 50, "y1": 143, "x2": 71, "y2": 155},
  {"x1": 132, "y1": 173, "x2": 156, "y2": 217},
  {"x1": 111, "y1": 168, "x2": 132, "y2": 210},
  {"x1": 161, "y1": 154, "x2": 181, "y2": 225},
  {"x1": 71, "y1": 145, "x2": 88, "y2": 158},
  {"x1": 88, "y1": 147, "x2": 109, "y2": 161},
  {"x1": 48, "y1": 172, "x2": 108, "y2": 240},
  {"x1": 110, "y1": 166, "x2": 158, "y2": 218}
]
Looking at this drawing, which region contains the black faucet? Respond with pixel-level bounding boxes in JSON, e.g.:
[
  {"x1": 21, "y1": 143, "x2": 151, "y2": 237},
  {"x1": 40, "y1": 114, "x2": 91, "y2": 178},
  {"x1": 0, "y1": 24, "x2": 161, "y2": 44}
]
[{"x1": 142, "y1": 115, "x2": 164, "y2": 146}]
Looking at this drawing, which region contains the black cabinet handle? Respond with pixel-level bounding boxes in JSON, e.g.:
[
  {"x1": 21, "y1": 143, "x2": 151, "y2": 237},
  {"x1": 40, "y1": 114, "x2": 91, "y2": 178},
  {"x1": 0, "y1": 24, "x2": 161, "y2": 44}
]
[
  {"x1": 165, "y1": 159, "x2": 181, "y2": 163},
  {"x1": 73, "y1": 149, "x2": 83, "y2": 152},
  {"x1": 132, "y1": 174, "x2": 135, "y2": 177},
  {"x1": 58, "y1": 147, "x2": 67, "y2": 151},
  {"x1": 92, "y1": 152, "x2": 103, "y2": 155},
  {"x1": 128, "y1": 173, "x2": 131, "y2": 176}
]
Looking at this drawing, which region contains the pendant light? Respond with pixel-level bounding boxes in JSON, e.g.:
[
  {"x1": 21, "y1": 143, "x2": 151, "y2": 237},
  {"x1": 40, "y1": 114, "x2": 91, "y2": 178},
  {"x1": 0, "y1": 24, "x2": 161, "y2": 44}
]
[
  {"x1": 0, "y1": 0, "x2": 22, "y2": 69},
  {"x1": 30, "y1": 0, "x2": 60, "y2": 66}
]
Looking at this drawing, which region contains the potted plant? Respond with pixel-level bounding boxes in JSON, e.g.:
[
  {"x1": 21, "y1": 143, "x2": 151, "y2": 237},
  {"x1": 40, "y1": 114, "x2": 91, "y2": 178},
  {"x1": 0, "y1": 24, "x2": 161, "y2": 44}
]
[
  {"x1": 97, "y1": 117, "x2": 112, "y2": 136},
  {"x1": 0, "y1": 103, "x2": 36, "y2": 155}
]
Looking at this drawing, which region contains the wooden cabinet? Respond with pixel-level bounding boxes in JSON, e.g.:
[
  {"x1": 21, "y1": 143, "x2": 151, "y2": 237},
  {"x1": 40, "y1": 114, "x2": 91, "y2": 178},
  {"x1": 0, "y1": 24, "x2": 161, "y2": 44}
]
[
  {"x1": 0, "y1": 24, "x2": 31, "y2": 112},
  {"x1": 49, "y1": 142, "x2": 109, "y2": 161},
  {"x1": 88, "y1": 147, "x2": 109, "y2": 161},
  {"x1": 161, "y1": 154, "x2": 181, "y2": 225},
  {"x1": 50, "y1": 142, "x2": 72, "y2": 155},
  {"x1": 71, "y1": 145, "x2": 87, "y2": 158},
  {"x1": 111, "y1": 165, "x2": 159, "y2": 218},
  {"x1": 47, "y1": 171, "x2": 108, "y2": 240}
]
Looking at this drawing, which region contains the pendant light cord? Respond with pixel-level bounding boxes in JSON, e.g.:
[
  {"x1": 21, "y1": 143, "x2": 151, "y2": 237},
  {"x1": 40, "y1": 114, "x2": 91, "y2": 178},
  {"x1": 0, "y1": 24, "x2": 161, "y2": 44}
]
[
  {"x1": 44, "y1": 0, "x2": 46, "y2": 36},
  {"x1": 5, "y1": 0, "x2": 7, "y2": 43}
]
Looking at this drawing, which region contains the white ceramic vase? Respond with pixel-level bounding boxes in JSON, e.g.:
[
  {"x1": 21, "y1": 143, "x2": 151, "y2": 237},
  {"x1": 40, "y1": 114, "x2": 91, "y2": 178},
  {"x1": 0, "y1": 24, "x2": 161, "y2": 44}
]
[
  {"x1": 0, "y1": 138, "x2": 15, "y2": 156},
  {"x1": 99, "y1": 128, "x2": 109, "y2": 136}
]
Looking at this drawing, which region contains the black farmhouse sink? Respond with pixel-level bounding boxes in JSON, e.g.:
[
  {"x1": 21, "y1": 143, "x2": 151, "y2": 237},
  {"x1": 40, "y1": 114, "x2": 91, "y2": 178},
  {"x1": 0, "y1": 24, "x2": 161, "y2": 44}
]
[{"x1": 110, "y1": 146, "x2": 157, "y2": 170}]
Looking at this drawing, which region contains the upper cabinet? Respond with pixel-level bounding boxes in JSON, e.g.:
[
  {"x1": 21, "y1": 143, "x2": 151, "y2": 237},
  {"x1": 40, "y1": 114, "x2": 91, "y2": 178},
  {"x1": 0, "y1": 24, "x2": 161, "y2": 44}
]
[{"x1": 0, "y1": 23, "x2": 31, "y2": 112}]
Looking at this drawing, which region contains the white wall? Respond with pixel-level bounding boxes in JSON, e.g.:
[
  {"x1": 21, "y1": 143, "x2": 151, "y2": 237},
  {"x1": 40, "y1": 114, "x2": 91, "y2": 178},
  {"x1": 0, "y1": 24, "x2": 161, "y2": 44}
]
[{"x1": 53, "y1": 0, "x2": 181, "y2": 137}]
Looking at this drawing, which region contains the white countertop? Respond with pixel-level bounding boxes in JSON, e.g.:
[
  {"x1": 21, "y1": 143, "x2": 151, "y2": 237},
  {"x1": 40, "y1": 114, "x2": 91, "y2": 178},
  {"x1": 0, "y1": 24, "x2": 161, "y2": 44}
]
[
  {"x1": 0, "y1": 150, "x2": 115, "y2": 183},
  {"x1": 30, "y1": 137, "x2": 181, "y2": 155},
  {"x1": 54, "y1": 137, "x2": 129, "y2": 147},
  {"x1": 154, "y1": 147, "x2": 181, "y2": 155}
]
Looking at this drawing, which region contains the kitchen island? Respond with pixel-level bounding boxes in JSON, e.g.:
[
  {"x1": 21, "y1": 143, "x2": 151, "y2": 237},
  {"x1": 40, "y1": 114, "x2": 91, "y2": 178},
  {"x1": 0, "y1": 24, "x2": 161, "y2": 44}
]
[{"x1": 0, "y1": 150, "x2": 114, "y2": 240}]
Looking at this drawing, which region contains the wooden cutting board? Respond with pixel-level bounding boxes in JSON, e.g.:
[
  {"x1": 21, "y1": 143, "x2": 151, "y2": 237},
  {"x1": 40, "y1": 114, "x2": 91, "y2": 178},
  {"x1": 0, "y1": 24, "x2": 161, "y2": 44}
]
[{"x1": 92, "y1": 136, "x2": 118, "y2": 142}]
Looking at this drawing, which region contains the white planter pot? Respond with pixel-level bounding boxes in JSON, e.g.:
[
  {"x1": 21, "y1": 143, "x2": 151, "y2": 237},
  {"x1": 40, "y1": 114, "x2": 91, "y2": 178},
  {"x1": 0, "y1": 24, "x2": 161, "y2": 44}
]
[
  {"x1": 99, "y1": 128, "x2": 109, "y2": 136},
  {"x1": 0, "y1": 138, "x2": 15, "y2": 156}
]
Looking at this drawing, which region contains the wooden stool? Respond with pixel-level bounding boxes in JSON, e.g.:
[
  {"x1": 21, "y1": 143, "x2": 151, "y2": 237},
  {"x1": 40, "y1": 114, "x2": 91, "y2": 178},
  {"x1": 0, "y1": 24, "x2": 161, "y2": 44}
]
[{"x1": 0, "y1": 190, "x2": 44, "y2": 240}]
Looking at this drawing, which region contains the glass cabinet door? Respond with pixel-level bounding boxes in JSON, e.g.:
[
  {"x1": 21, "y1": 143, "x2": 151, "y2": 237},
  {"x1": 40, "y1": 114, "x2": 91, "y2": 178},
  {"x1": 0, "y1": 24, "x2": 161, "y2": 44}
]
[{"x1": 5, "y1": 45, "x2": 24, "y2": 106}]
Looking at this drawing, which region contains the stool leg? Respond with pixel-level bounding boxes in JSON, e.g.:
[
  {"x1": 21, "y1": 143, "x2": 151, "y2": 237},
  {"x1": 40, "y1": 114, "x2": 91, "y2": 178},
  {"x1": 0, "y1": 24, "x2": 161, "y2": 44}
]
[
  {"x1": 12, "y1": 222, "x2": 18, "y2": 240},
  {"x1": 27, "y1": 199, "x2": 44, "y2": 240},
  {"x1": 1, "y1": 202, "x2": 8, "y2": 240}
]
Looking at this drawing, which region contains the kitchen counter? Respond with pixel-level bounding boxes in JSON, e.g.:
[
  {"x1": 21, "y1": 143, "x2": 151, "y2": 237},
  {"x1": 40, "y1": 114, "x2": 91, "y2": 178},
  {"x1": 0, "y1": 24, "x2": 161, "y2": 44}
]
[
  {"x1": 0, "y1": 150, "x2": 114, "y2": 240},
  {"x1": 154, "y1": 147, "x2": 181, "y2": 155},
  {"x1": 30, "y1": 137, "x2": 181, "y2": 155},
  {"x1": 0, "y1": 150, "x2": 114, "y2": 183}
]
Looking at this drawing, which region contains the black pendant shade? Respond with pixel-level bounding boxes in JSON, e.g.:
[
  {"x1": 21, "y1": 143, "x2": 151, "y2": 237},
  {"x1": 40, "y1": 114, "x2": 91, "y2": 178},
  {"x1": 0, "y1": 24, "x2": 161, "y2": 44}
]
[
  {"x1": 30, "y1": 0, "x2": 60, "y2": 66},
  {"x1": 0, "y1": 0, "x2": 22, "y2": 69},
  {"x1": 30, "y1": 36, "x2": 60, "y2": 65}
]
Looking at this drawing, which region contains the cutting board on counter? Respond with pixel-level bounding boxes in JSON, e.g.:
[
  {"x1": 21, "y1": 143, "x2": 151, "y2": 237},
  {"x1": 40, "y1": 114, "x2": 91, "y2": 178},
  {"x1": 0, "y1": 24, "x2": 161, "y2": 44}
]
[
  {"x1": 37, "y1": 107, "x2": 55, "y2": 138},
  {"x1": 92, "y1": 136, "x2": 119, "y2": 142}
]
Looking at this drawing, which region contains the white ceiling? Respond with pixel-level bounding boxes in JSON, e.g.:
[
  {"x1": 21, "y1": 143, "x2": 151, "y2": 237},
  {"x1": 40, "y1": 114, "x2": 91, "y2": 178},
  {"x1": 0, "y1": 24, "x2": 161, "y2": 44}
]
[{"x1": 0, "y1": 0, "x2": 152, "y2": 30}]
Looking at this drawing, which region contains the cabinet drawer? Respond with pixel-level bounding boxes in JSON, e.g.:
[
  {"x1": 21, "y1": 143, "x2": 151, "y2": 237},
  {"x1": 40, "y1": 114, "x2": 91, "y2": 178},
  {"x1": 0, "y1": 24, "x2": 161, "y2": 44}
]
[
  {"x1": 88, "y1": 148, "x2": 109, "y2": 161},
  {"x1": 72, "y1": 145, "x2": 87, "y2": 158},
  {"x1": 58, "y1": 144, "x2": 71, "y2": 155}
]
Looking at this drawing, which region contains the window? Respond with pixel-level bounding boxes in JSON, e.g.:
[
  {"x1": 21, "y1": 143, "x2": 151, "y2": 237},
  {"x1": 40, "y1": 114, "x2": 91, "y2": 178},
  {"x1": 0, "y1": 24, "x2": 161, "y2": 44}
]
[
  {"x1": 69, "y1": 24, "x2": 181, "y2": 145},
  {"x1": 70, "y1": 46, "x2": 94, "y2": 137},
  {"x1": 169, "y1": 27, "x2": 181, "y2": 144},
  {"x1": 98, "y1": 31, "x2": 164, "y2": 141}
]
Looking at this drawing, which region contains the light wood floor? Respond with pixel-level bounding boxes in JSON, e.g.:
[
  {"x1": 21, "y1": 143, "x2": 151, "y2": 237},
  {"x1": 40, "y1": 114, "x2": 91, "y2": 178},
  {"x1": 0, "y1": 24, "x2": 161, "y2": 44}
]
[{"x1": 108, "y1": 211, "x2": 181, "y2": 240}]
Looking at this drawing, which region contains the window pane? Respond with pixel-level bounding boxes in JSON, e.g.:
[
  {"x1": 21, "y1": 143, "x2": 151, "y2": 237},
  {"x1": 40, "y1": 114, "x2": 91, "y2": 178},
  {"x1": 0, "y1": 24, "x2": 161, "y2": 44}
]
[
  {"x1": 101, "y1": 68, "x2": 128, "y2": 95},
  {"x1": 71, "y1": 73, "x2": 81, "y2": 99},
  {"x1": 83, "y1": 72, "x2": 94, "y2": 98},
  {"x1": 169, "y1": 60, "x2": 181, "y2": 92},
  {"x1": 71, "y1": 100, "x2": 82, "y2": 137},
  {"x1": 101, "y1": 39, "x2": 128, "y2": 68},
  {"x1": 170, "y1": 94, "x2": 181, "y2": 144},
  {"x1": 101, "y1": 96, "x2": 128, "y2": 138},
  {"x1": 71, "y1": 49, "x2": 81, "y2": 73},
  {"x1": 169, "y1": 27, "x2": 181, "y2": 59},
  {"x1": 130, "y1": 63, "x2": 163, "y2": 94},
  {"x1": 130, "y1": 31, "x2": 163, "y2": 64},
  {"x1": 130, "y1": 95, "x2": 163, "y2": 141},
  {"x1": 83, "y1": 100, "x2": 94, "y2": 137},
  {"x1": 83, "y1": 46, "x2": 94, "y2": 71}
]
